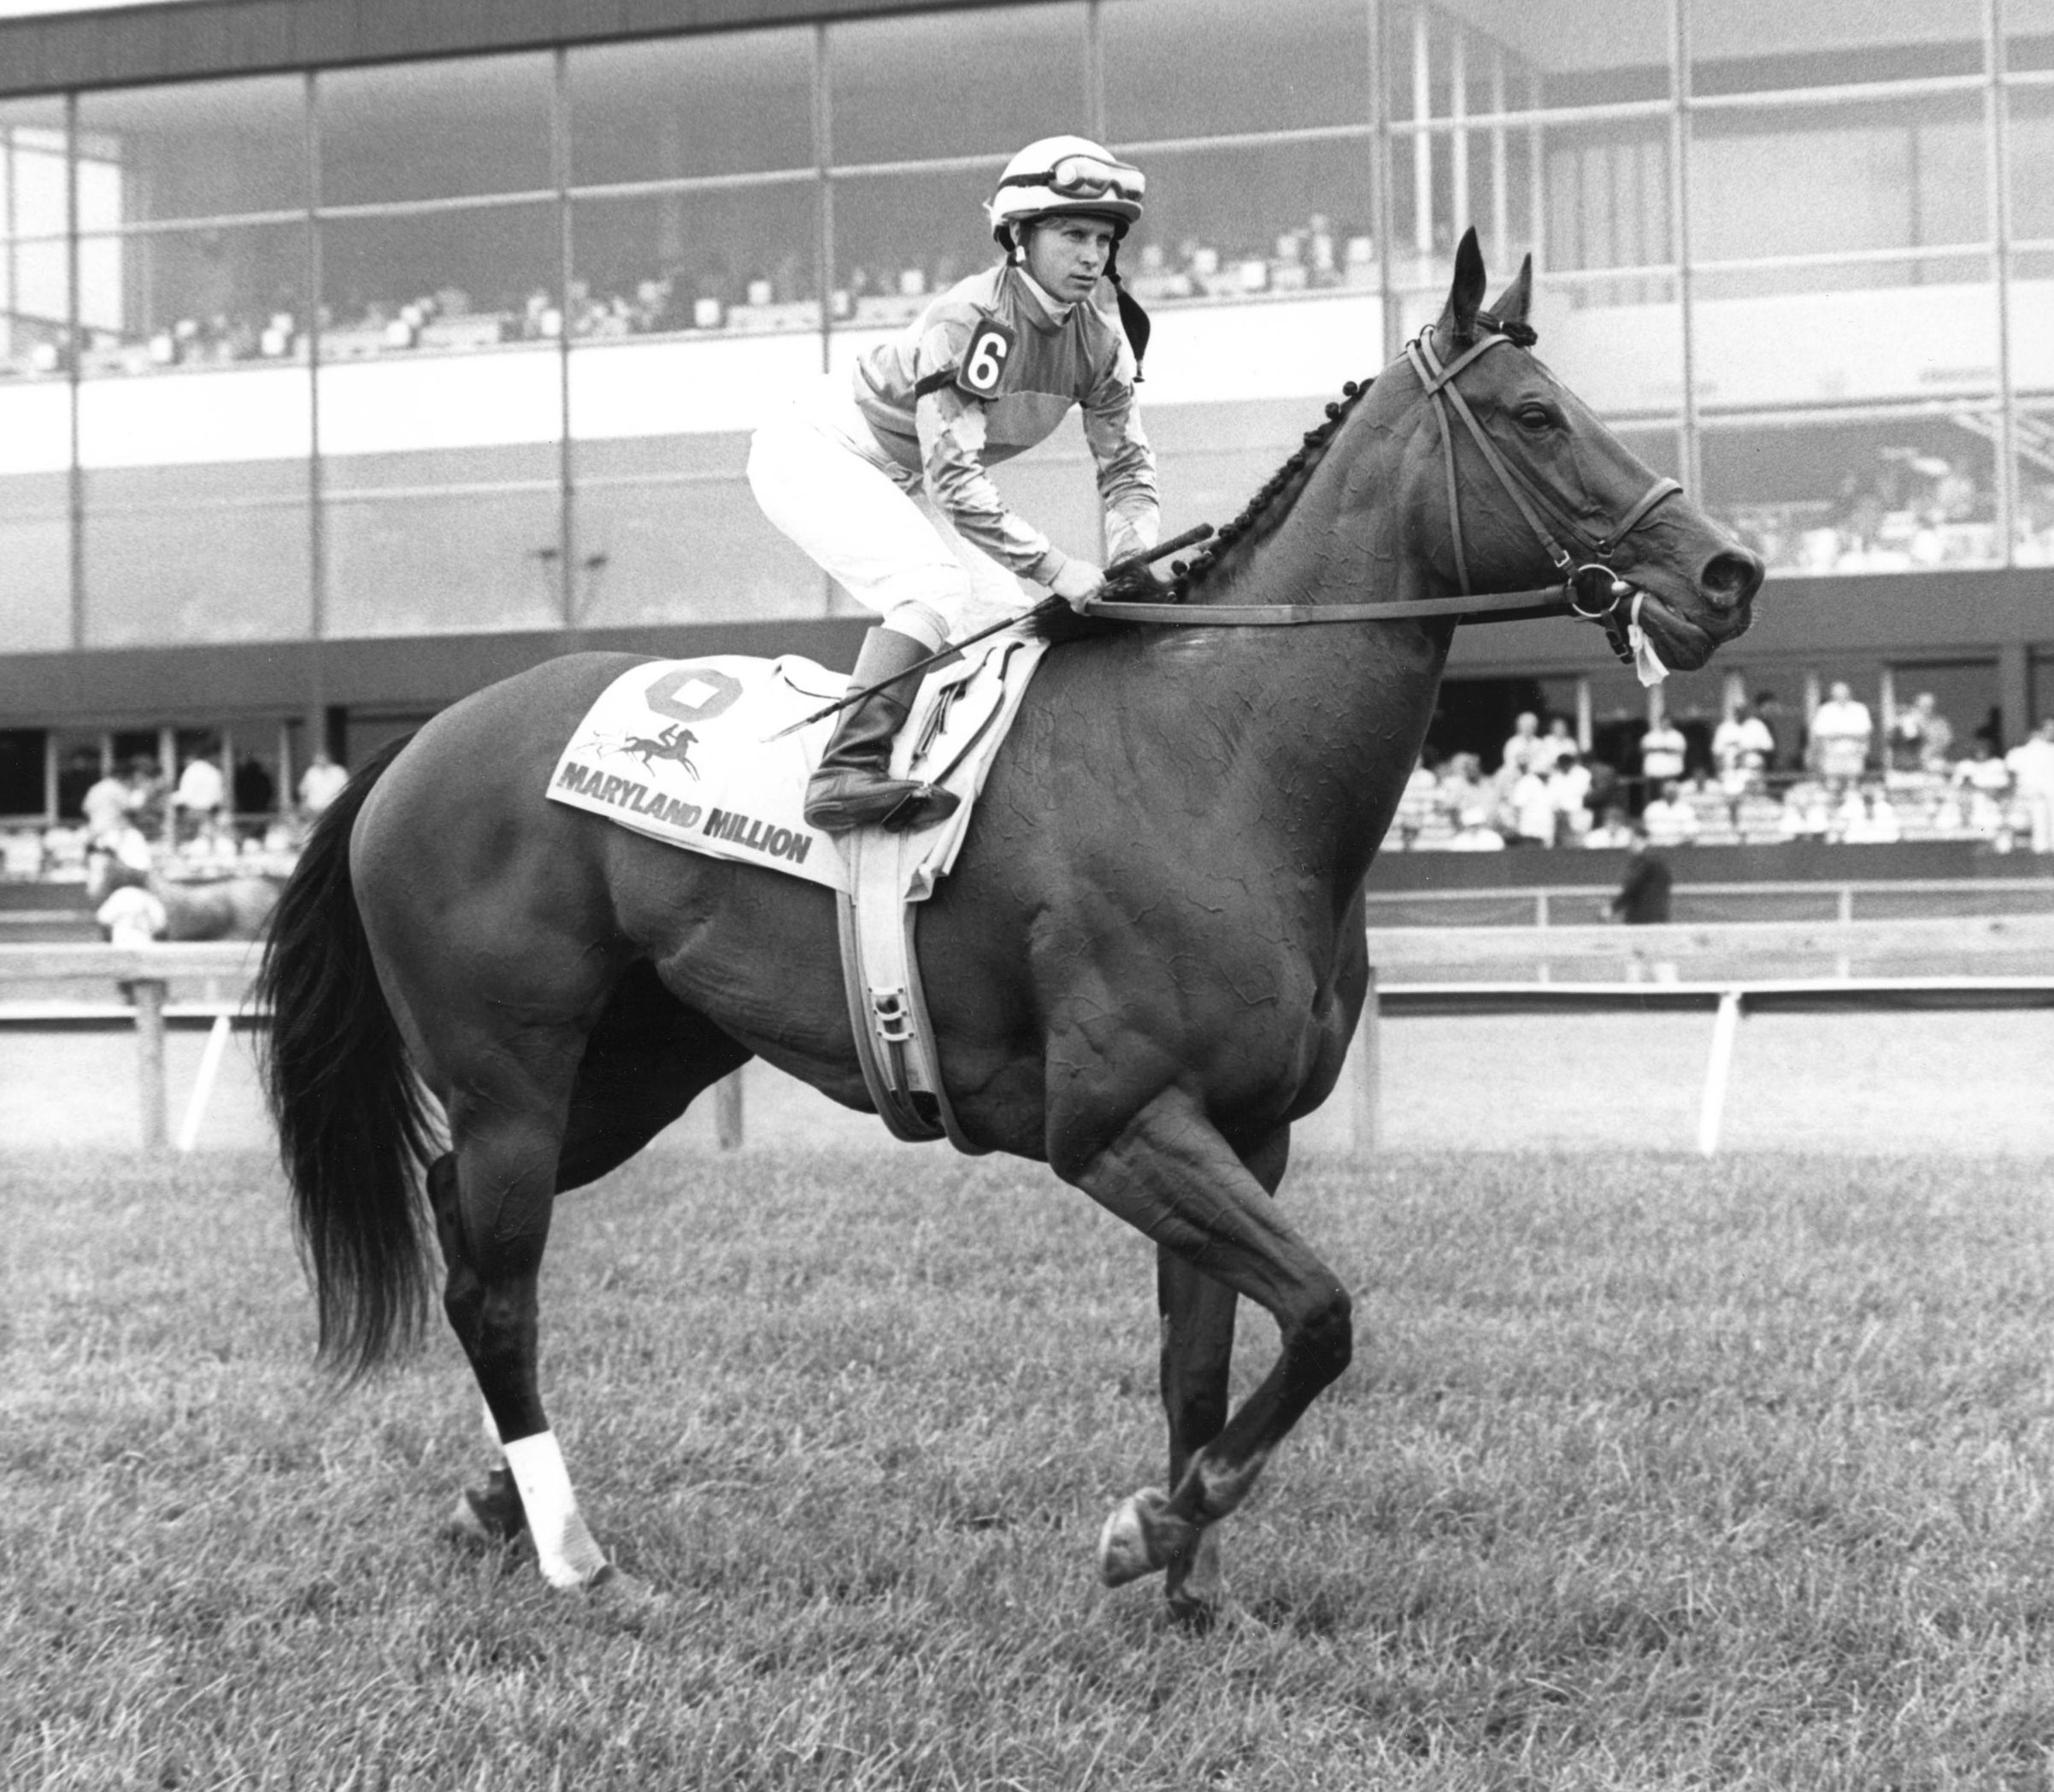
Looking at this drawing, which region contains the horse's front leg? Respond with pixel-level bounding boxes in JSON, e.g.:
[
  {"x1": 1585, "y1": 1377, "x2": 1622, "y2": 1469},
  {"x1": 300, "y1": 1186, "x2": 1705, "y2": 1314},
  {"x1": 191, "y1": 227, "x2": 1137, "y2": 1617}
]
[
  {"x1": 1059, "y1": 1092, "x2": 1350, "y2": 1595},
  {"x1": 1154, "y1": 1125, "x2": 1288, "y2": 1627}
]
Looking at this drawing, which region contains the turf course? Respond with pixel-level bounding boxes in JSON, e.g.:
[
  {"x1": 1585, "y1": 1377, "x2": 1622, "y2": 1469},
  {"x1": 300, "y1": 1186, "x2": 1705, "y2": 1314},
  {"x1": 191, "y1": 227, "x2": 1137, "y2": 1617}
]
[{"x1": 5, "y1": 1146, "x2": 2054, "y2": 1789}]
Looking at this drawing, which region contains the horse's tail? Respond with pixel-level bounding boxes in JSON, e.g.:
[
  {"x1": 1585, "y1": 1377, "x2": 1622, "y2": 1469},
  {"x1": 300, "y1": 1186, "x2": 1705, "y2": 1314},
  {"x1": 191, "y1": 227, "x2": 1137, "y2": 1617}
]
[{"x1": 253, "y1": 735, "x2": 438, "y2": 1379}]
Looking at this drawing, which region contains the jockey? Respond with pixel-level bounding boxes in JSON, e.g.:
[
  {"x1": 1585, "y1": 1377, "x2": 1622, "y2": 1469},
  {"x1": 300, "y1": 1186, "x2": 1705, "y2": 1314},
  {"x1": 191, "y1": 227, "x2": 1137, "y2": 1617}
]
[{"x1": 749, "y1": 133, "x2": 1160, "y2": 832}]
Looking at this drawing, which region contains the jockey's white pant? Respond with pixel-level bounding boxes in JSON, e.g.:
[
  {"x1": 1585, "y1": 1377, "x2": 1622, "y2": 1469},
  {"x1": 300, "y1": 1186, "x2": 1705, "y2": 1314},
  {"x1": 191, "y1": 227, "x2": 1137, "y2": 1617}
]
[{"x1": 747, "y1": 376, "x2": 1032, "y2": 655}]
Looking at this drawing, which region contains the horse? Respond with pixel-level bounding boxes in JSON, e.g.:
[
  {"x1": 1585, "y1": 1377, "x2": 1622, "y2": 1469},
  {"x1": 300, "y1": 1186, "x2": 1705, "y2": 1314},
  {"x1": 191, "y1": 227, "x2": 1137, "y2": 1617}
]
[
  {"x1": 255, "y1": 233, "x2": 1763, "y2": 1623},
  {"x1": 85, "y1": 836, "x2": 282, "y2": 942}
]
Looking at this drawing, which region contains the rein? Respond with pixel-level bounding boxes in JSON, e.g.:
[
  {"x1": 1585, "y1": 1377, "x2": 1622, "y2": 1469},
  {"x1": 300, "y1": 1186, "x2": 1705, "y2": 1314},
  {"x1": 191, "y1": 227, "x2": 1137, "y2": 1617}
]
[{"x1": 1080, "y1": 326, "x2": 1680, "y2": 654}]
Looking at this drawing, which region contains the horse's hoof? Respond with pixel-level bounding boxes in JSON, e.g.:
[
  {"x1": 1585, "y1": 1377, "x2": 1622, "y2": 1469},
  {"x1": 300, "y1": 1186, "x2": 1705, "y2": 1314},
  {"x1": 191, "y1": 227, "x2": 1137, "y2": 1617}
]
[
  {"x1": 1097, "y1": 1486, "x2": 1193, "y2": 1587},
  {"x1": 1165, "y1": 1529, "x2": 1225, "y2": 1630},
  {"x1": 1164, "y1": 1587, "x2": 1221, "y2": 1632},
  {"x1": 444, "y1": 1468, "x2": 528, "y2": 1548}
]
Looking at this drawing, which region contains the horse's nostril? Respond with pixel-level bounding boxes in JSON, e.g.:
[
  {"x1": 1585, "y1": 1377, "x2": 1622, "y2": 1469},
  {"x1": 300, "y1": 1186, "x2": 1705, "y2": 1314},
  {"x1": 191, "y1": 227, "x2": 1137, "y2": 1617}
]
[{"x1": 1703, "y1": 549, "x2": 1763, "y2": 608}]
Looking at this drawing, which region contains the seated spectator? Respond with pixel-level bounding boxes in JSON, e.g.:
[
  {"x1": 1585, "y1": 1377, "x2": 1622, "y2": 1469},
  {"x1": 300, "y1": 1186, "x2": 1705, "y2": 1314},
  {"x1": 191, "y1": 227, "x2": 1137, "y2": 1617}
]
[
  {"x1": 1391, "y1": 753, "x2": 1440, "y2": 849},
  {"x1": 1641, "y1": 778, "x2": 1698, "y2": 848},
  {"x1": 1536, "y1": 716, "x2": 1578, "y2": 773},
  {"x1": 298, "y1": 749, "x2": 350, "y2": 820},
  {"x1": 1778, "y1": 778, "x2": 1833, "y2": 841},
  {"x1": 1584, "y1": 804, "x2": 1634, "y2": 849},
  {"x1": 1437, "y1": 752, "x2": 1493, "y2": 831},
  {"x1": 1839, "y1": 784, "x2": 1902, "y2": 844},
  {"x1": 1446, "y1": 804, "x2": 1507, "y2": 851},
  {"x1": 2004, "y1": 718, "x2": 2054, "y2": 854},
  {"x1": 80, "y1": 764, "x2": 132, "y2": 843},
  {"x1": 1809, "y1": 681, "x2": 1874, "y2": 790},
  {"x1": 1546, "y1": 750, "x2": 1593, "y2": 845}
]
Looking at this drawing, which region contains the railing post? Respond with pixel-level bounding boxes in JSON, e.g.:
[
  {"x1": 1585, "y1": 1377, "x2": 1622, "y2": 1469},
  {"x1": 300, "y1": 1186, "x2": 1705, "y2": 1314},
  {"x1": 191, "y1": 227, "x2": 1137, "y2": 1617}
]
[
  {"x1": 1352, "y1": 966, "x2": 1383, "y2": 1158},
  {"x1": 715, "y1": 1067, "x2": 745, "y2": 1149},
  {"x1": 123, "y1": 977, "x2": 169, "y2": 1150},
  {"x1": 1698, "y1": 989, "x2": 1744, "y2": 1157}
]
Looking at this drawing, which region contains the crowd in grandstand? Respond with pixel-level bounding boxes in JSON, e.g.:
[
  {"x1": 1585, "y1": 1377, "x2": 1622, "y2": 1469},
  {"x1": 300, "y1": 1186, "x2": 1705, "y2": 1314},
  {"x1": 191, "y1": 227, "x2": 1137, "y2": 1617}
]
[{"x1": 1390, "y1": 687, "x2": 2054, "y2": 854}]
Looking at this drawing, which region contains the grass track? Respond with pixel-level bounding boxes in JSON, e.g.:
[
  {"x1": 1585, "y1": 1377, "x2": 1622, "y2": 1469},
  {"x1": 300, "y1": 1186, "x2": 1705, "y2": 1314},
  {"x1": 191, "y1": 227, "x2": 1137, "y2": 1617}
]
[{"x1": 6, "y1": 1146, "x2": 2054, "y2": 1789}]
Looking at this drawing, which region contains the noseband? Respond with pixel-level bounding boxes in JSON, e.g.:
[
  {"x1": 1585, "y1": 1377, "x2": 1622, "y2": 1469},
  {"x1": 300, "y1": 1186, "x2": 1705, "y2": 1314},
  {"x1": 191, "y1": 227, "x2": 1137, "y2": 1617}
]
[{"x1": 1080, "y1": 323, "x2": 1685, "y2": 658}]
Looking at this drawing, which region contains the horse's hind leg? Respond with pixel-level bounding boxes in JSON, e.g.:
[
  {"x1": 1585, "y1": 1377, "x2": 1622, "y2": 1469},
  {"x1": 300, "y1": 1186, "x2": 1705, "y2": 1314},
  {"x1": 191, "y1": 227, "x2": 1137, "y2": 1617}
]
[{"x1": 1155, "y1": 1129, "x2": 1285, "y2": 1626}]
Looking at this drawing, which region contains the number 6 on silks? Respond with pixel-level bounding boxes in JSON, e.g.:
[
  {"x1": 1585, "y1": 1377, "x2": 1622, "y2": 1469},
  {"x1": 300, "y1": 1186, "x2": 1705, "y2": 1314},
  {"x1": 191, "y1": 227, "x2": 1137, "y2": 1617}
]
[{"x1": 956, "y1": 318, "x2": 1015, "y2": 399}]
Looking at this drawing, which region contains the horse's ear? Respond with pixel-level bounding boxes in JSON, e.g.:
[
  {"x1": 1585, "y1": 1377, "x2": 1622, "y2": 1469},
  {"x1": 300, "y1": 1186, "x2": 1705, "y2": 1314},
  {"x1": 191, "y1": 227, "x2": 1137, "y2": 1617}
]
[
  {"x1": 1489, "y1": 254, "x2": 1533, "y2": 329},
  {"x1": 1436, "y1": 226, "x2": 1487, "y2": 343}
]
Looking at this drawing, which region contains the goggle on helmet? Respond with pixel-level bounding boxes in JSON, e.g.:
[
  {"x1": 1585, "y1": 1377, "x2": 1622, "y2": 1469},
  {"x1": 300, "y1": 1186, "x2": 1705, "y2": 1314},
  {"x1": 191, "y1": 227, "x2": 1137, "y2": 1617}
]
[{"x1": 987, "y1": 135, "x2": 1145, "y2": 249}]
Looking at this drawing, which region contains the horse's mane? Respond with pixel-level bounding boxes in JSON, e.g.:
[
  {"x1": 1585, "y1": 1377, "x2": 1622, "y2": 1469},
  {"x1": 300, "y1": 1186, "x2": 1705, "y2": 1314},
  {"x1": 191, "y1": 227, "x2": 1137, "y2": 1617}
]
[
  {"x1": 1035, "y1": 308, "x2": 1539, "y2": 645},
  {"x1": 1034, "y1": 370, "x2": 1377, "y2": 645}
]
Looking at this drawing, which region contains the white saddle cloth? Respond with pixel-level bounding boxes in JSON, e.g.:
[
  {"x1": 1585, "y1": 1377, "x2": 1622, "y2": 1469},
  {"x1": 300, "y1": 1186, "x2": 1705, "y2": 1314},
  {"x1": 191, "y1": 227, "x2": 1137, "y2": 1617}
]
[{"x1": 546, "y1": 632, "x2": 1048, "y2": 896}]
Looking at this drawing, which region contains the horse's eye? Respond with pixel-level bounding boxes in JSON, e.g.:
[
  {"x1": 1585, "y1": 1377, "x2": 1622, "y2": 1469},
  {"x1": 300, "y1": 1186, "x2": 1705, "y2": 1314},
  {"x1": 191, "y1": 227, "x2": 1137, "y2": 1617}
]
[{"x1": 1517, "y1": 405, "x2": 1552, "y2": 431}]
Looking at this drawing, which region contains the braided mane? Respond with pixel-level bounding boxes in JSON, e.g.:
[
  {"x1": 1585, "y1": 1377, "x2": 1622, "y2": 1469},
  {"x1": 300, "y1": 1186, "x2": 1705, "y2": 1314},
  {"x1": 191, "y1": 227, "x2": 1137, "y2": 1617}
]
[{"x1": 1034, "y1": 308, "x2": 1537, "y2": 643}]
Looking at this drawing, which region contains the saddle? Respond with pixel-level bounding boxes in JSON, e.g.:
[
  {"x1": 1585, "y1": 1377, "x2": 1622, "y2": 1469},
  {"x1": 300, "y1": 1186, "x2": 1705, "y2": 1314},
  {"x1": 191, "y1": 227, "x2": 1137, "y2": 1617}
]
[{"x1": 548, "y1": 634, "x2": 1047, "y2": 1149}]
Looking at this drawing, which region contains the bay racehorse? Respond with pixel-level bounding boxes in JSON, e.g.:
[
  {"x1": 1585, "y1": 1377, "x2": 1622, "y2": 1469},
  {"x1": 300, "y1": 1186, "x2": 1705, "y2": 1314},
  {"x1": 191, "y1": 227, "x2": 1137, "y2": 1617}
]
[{"x1": 256, "y1": 235, "x2": 1762, "y2": 1622}]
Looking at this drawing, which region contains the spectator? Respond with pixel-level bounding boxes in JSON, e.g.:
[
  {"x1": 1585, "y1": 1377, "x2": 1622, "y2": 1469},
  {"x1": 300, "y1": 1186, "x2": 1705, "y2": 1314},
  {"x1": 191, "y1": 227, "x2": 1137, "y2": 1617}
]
[
  {"x1": 1778, "y1": 777, "x2": 1833, "y2": 841},
  {"x1": 1809, "y1": 681, "x2": 1874, "y2": 790},
  {"x1": 1751, "y1": 690, "x2": 1794, "y2": 772},
  {"x1": 80, "y1": 764, "x2": 132, "y2": 843},
  {"x1": 1392, "y1": 752, "x2": 1439, "y2": 849},
  {"x1": 1537, "y1": 715, "x2": 1578, "y2": 773},
  {"x1": 1584, "y1": 752, "x2": 1623, "y2": 826},
  {"x1": 1605, "y1": 821, "x2": 1674, "y2": 924},
  {"x1": 1437, "y1": 752, "x2": 1493, "y2": 831},
  {"x1": 2004, "y1": 718, "x2": 2054, "y2": 853},
  {"x1": 173, "y1": 748, "x2": 226, "y2": 850},
  {"x1": 232, "y1": 755, "x2": 276, "y2": 837},
  {"x1": 1509, "y1": 766, "x2": 1554, "y2": 847},
  {"x1": 1546, "y1": 749, "x2": 1593, "y2": 844},
  {"x1": 1712, "y1": 702, "x2": 1775, "y2": 796},
  {"x1": 1641, "y1": 778, "x2": 1698, "y2": 849},
  {"x1": 1887, "y1": 690, "x2": 1953, "y2": 773},
  {"x1": 1953, "y1": 739, "x2": 2014, "y2": 840},
  {"x1": 1638, "y1": 714, "x2": 1688, "y2": 796},
  {"x1": 1499, "y1": 711, "x2": 1549, "y2": 782},
  {"x1": 1840, "y1": 784, "x2": 1902, "y2": 844},
  {"x1": 298, "y1": 749, "x2": 350, "y2": 820},
  {"x1": 1584, "y1": 804, "x2": 1634, "y2": 849},
  {"x1": 1447, "y1": 804, "x2": 1506, "y2": 851}
]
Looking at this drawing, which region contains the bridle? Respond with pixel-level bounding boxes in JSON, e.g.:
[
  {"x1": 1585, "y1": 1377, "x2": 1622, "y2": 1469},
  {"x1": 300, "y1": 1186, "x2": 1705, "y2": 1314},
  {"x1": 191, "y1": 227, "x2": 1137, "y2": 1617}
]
[{"x1": 1080, "y1": 322, "x2": 1686, "y2": 661}]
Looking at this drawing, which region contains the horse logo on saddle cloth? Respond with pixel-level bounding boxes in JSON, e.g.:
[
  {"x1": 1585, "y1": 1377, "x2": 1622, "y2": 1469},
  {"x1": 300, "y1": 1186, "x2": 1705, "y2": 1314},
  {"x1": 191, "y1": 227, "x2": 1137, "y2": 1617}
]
[{"x1": 549, "y1": 632, "x2": 1051, "y2": 1149}]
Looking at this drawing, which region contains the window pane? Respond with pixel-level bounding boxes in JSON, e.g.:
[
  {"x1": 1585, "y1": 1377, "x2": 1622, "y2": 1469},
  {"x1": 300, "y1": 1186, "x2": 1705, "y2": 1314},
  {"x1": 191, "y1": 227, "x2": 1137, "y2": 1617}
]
[
  {"x1": 832, "y1": 167, "x2": 999, "y2": 327},
  {"x1": 1539, "y1": 273, "x2": 1681, "y2": 421},
  {"x1": 76, "y1": 75, "x2": 306, "y2": 224},
  {"x1": 1701, "y1": 414, "x2": 1998, "y2": 576},
  {"x1": 323, "y1": 447, "x2": 562, "y2": 636},
  {"x1": 2009, "y1": 0, "x2": 2054, "y2": 72},
  {"x1": 2, "y1": 99, "x2": 69, "y2": 239},
  {"x1": 1691, "y1": 96, "x2": 1988, "y2": 270},
  {"x1": 1691, "y1": 0, "x2": 1984, "y2": 94},
  {"x1": 574, "y1": 438, "x2": 828, "y2": 626},
  {"x1": 83, "y1": 463, "x2": 310, "y2": 645},
  {"x1": 77, "y1": 220, "x2": 307, "y2": 375},
  {"x1": 0, "y1": 470, "x2": 70, "y2": 651},
  {"x1": 571, "y1": 185, "x2": 818, "y2": 338},
  {"x1": 2, "y1": 236, "x2": 70, "y2": 377},
  {"x1": 828, "y1": 5, "x2": 1086, "y2": 166},
  {"x1": 317, "y1": 54, "x2": 552, "y2": 206},
  {"x1": 1126, "y1": 139, "x2": 1374, "y2": 312},
  {"x1": 569, "y1": 31, "x2": 811, "y2": 185},
  {"x1": 2015, "y1": 404, "x2": 2054, "y2": 564},
  {"x1": 1389, "y1": 1, "x2": 1669, "y2": 118},
  {"x1": 2008, "y1": 89, "x2": 2054, "y2": 247},
  {"x1": 320, "y1": 201, "x2": 556, "y2": 357},
  {"x1": 1108, "y1": 0, "x2": 1370, "y2": 138},
  {"x1": 2013, "y1": 250, "x2": 2054, "y2": 397}
]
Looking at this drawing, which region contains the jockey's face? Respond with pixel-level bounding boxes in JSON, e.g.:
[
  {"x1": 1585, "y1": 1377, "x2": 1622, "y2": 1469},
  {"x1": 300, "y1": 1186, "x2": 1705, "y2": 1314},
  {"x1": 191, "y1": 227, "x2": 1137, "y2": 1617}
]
[{"x1": 1023, "y1": 215, "x2": 1117, "y2": 302}]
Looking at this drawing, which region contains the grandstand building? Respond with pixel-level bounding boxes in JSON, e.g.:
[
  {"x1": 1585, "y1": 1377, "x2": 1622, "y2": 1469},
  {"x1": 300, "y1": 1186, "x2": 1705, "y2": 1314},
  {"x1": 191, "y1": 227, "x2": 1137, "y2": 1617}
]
[{"x1": 1, "y1": 0, "x2": 2051, "y2": 818}]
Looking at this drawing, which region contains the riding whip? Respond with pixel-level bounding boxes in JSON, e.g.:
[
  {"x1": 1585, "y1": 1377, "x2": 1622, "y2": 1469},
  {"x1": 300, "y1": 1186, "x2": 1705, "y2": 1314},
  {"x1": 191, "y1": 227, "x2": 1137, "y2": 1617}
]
[{"x1": 762, "y1": 521, "x2": 1215, "y2": 743}]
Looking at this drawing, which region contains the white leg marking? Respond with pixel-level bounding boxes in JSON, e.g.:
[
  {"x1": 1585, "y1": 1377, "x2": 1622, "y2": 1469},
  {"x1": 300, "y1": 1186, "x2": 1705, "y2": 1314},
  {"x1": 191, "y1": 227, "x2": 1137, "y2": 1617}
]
[{"x1": 501, "y1": 1431, "x2": 607, "y2": 1588}]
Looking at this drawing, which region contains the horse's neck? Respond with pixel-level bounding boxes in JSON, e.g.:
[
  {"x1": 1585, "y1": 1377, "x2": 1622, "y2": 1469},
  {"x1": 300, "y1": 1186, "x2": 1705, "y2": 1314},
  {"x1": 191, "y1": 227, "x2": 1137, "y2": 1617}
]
[{"x1": 1155, "y1": 411, "x2": 1442, "y2": 896}]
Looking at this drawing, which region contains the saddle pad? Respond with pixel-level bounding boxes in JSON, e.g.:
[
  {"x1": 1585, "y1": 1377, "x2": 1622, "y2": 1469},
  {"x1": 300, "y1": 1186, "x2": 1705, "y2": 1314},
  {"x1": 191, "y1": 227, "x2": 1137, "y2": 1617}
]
[{"x1": 546, "y1": 636, "x2": 1048, "y2": 896}]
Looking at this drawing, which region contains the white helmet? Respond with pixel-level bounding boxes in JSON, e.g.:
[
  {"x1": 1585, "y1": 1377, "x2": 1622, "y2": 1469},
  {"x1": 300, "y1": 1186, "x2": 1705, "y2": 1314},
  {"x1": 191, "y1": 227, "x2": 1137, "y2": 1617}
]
[{"x1": 986, "y1": 134, "x2": 1145, "y2": 251}]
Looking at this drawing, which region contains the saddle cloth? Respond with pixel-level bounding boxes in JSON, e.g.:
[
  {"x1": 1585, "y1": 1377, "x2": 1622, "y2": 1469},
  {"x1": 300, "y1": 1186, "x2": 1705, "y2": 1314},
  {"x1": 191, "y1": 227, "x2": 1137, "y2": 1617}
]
[
  {"x1": 550, "y1": 633, "x2": 1050, "y2": 1155},
  {"x1": 547, "y1": 632, "x2": 1048, "y2": 898}
]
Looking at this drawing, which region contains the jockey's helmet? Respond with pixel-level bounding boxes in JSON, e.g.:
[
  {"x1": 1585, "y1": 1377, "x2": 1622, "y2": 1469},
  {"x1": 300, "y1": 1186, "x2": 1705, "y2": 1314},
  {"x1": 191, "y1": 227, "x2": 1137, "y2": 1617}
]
[{"x1": 987, "y1": 135, "x2": 1145, "y2": 254}]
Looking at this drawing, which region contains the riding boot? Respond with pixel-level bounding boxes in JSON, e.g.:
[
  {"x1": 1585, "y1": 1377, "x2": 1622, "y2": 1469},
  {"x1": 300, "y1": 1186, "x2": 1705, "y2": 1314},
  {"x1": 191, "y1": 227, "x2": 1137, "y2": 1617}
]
[{"x1": 803, "y1": 626, "x2": 962, "y2": 834}]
